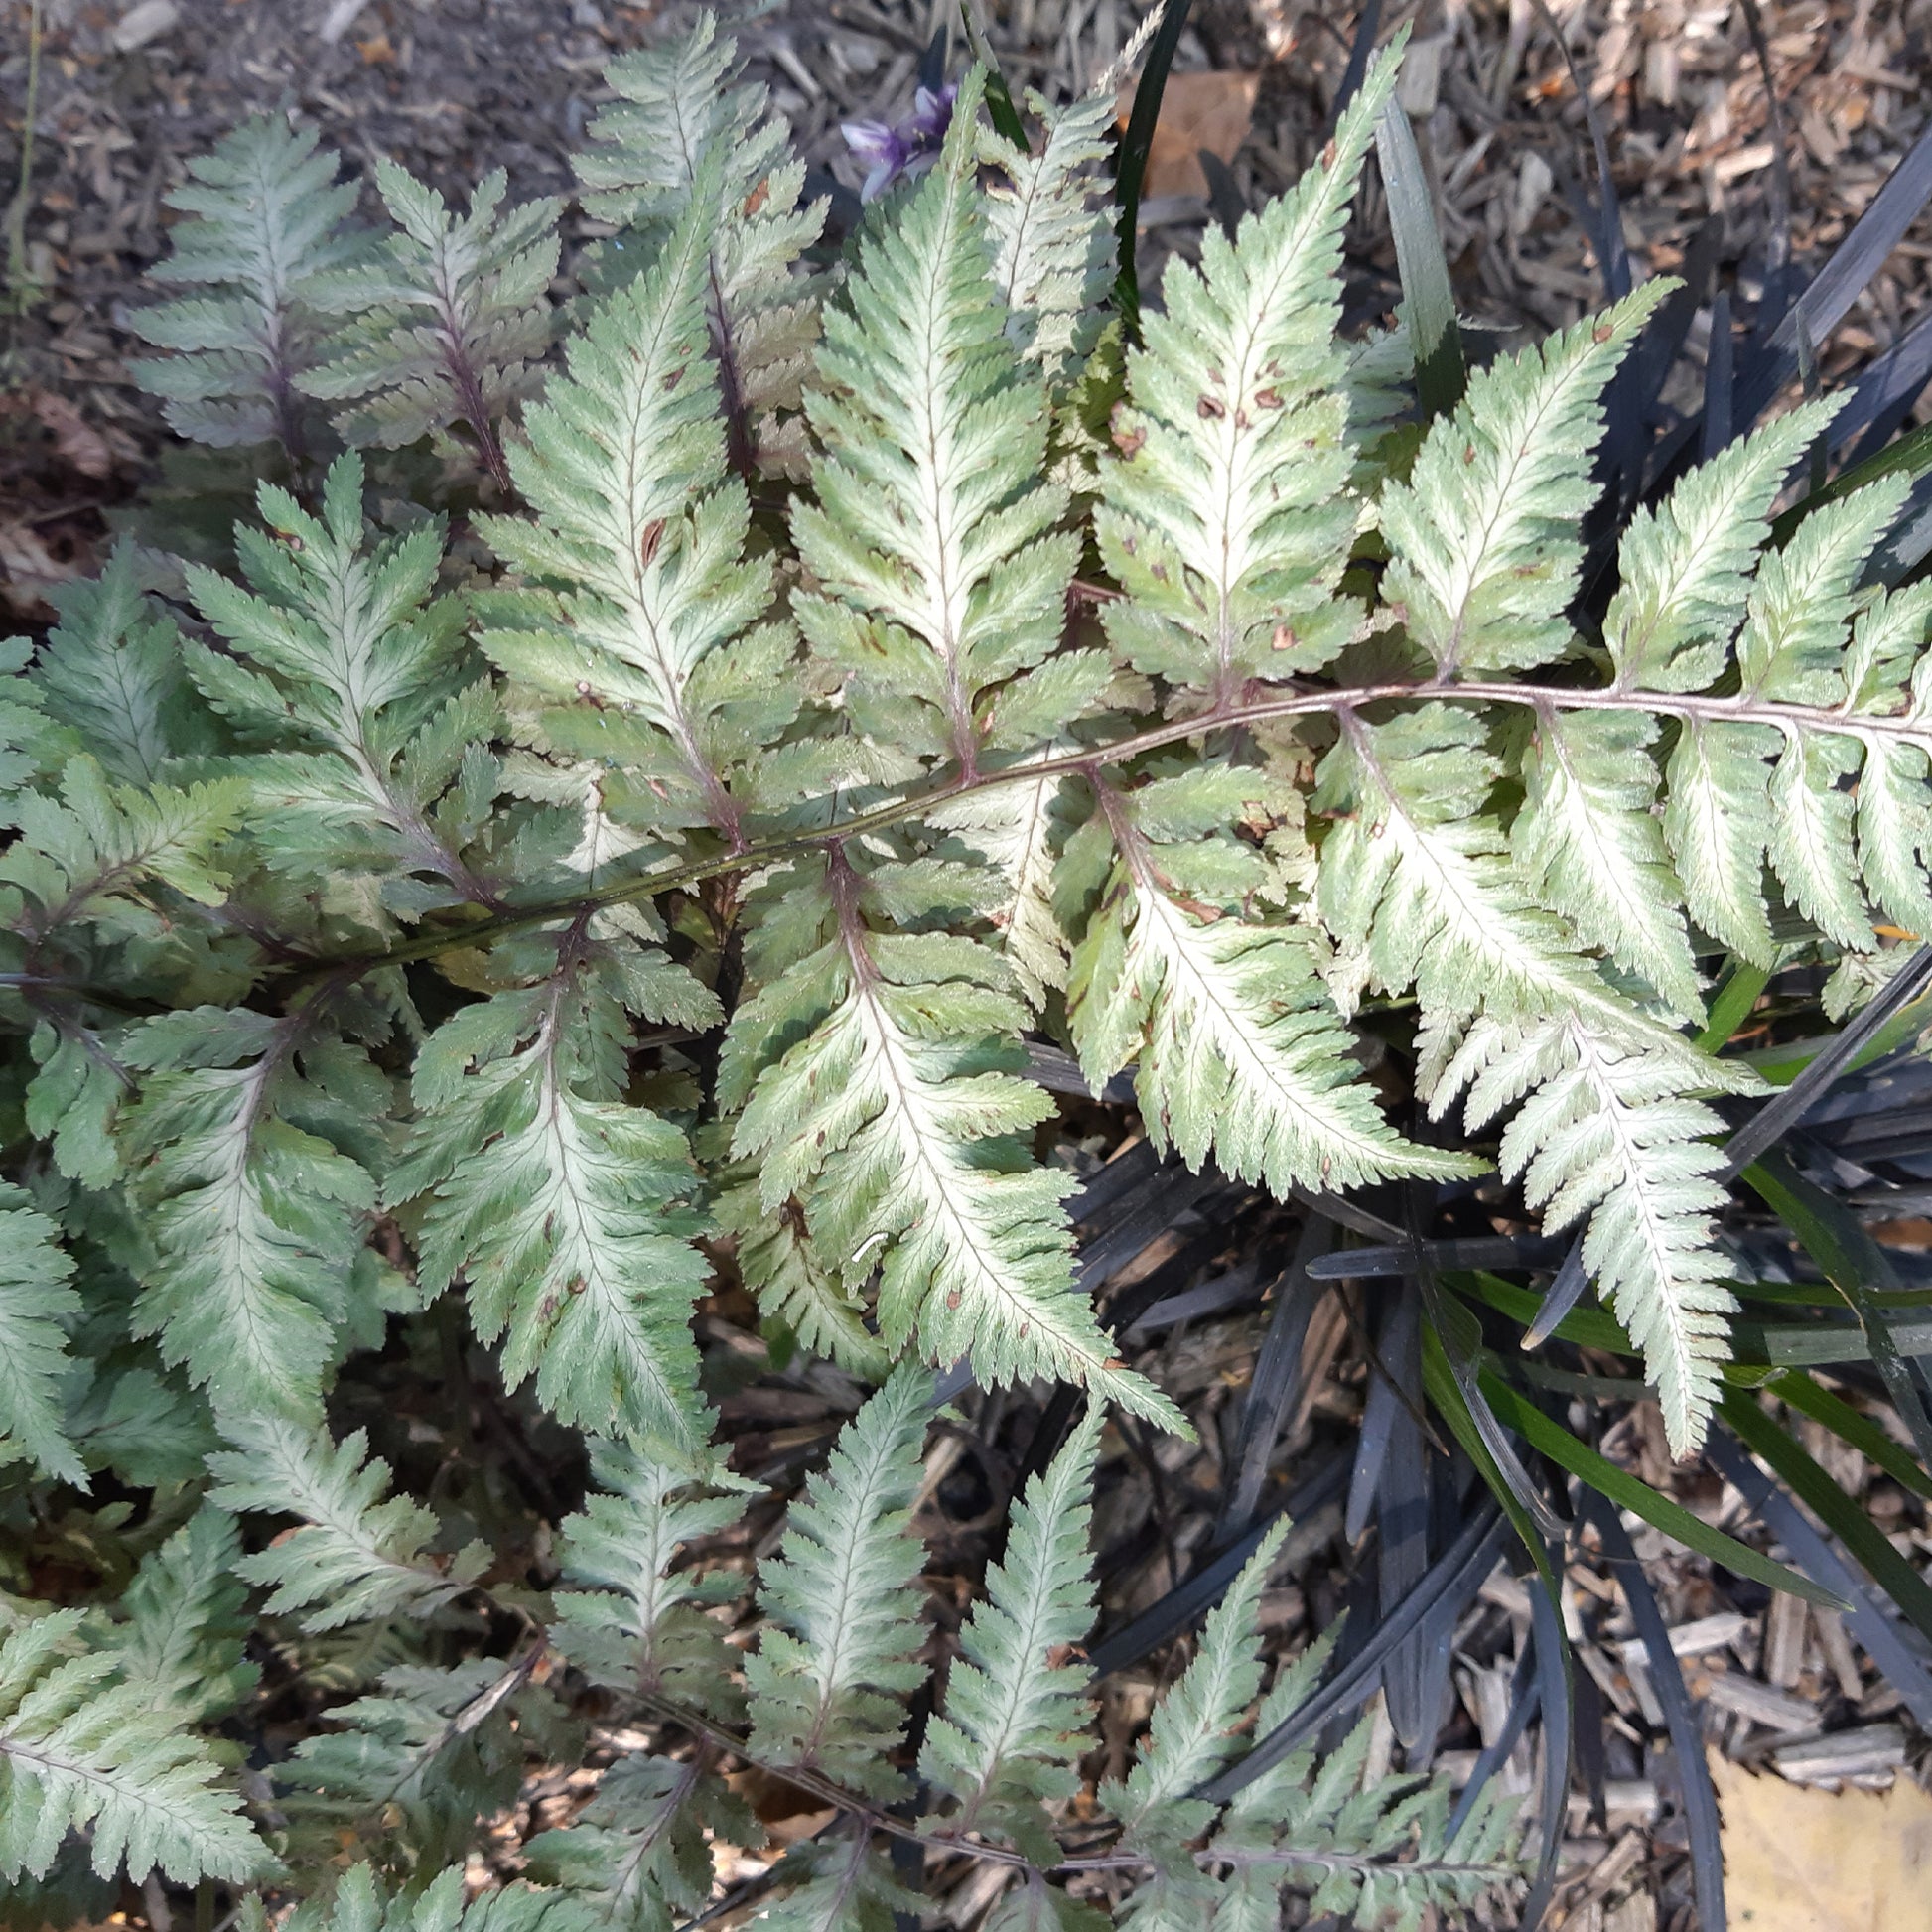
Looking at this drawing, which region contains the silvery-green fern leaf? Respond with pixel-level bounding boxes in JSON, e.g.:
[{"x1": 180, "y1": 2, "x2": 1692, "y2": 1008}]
[
  {"x1": 523, "y1": 1751, "x2": 753, "y2": 1932},
  {"x1": 283, "y1": 1861, "x2": 591, "y2": 1932},
  {"x1": 1105, "y1": 1520, "x2": 1290, "y2": 1855},
  {"x1": 0, "y1": 1181, "x2": 83, "y2": 1486},
  {"x1": 1511, "y1": 707, "x2": 1703, "y2": 1020},
  {"x1": 1214, "y1": 1703, "x2": 1520, "y2": 1932},
  {"x1": 919, "y1": 1407, "x2": 1101, "y2": 1862},
  {"x1": 576, "y1": 10, "x2": 823, "y2": 477},
  {"x1": 725, "y1": 852, "x2": 1177, "y2": 1426},
  {"x1": 185, "y1": 455, "x2": 502, "y2": 929},
  {"x1": 119, "y1": 1004, "x2": 384, "y2": 1422},
  {"x1": 1602, "y1": 401, "x2": 1835, "y2": 693},
  {"x1": 1313, "y1": 704, "x2": 1680, "y2": 1048},
  {"x1": 301, "y1": 162, "x2": 562, "y2": 491},
  {"x1": 929, "y1": 772, "x2": 1074, "y2": 1009},
  {"x1": 1379, "y1": 280, "x2": 1669, "y2": 675},
  {"x1": 113, "y1": 1502, "x2": 257, "y2": 1722},
  {"x1": 793, "y1": 68, "x2": 1095, "y2": 778},
  {"x1": 129, "y1": 115, "x2": 364, "y2": 455},
  {"x1": 553, "y1": 1437, "x2": 750, "y2": 1710},
  {"x1": 0, "y1": 756, "x2": 245, "y2": 932},
  {"x1": 753, "y1": 1833, "x2": 917, "y2": 1932},
  {"x1": 1060, "y1": 765, "x2": 1479, "y2": 1194},
  {"x1": 476, "y1": 191, "x2": 788, "y2": 856},
  {"x1": 277, "y1": 1658, "x2": 551, "y2": 1870},
  {"x1": 744, "y1": 1365, "x2": 931, "y2": 1799},
  {"x1": 711, "y1": 1160, "x2": 892, "y2": 1378},
  {"x1": 393, "y1": 929, "x2": 721, "y2": 1452},
  {"x1": 1435, "y1": 1011, "x2": 1762, "y2": 1451},
  {"x1": 23, "y1": 1018, "x2": 124, "y2": 1189},
  {"x1": 28, "y1": 545, "x2": 216, "y2": 785},
  {"x1": 1095, "y1": 49, "x2": 1401, "y2": 698},
  {"x1": 0, "y1": 1609, "x2": 268, "y2": 1886},
  {"x1": 208, "y1": 1412, "x2": 485, "y2": 1631},
  {"x1": 1846, "y1": 581, "x2": 1932, "y2": 934},
  {"x1": 981, "y1": 89, "x2": 1116, "y2": 393}
]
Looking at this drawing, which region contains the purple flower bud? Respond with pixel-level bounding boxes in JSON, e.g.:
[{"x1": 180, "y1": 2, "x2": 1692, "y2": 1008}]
[{"x1": 841, "y1": 81, "x2": 958, "y2": 202}]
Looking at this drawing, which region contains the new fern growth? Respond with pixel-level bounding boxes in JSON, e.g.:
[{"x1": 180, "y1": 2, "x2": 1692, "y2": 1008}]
[{"x1": 6, "y1": 10, "x2": 1932, "y2": 1923}]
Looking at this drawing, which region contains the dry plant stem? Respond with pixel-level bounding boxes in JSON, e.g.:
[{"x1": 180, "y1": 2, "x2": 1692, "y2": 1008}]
[{"x1": 293, "y1": 670, "x2": 1925, "y2": 984}]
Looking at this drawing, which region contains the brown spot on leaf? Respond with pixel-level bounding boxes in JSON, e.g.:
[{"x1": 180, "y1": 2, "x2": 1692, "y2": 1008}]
[
  {"x1": 637, "y1": 518, "x2": 666, "y2": 569},
  {"x1": 1198, "y1": 394, "x2": 1226, "y2": 419}
]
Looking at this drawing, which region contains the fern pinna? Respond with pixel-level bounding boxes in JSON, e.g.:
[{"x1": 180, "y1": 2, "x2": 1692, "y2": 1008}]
[{"x1": 3, "y1": 8, "x2": 1929, "y2": 1925}]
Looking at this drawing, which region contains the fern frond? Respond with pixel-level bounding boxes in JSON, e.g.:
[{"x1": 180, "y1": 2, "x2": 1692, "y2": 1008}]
[
  {"x1": 753, "y1": 1833, "x2": 916, "y2": 1932},
  {"x1": 711, "y1": 1164, "x2": 893, "y2": 1379},
  {"x1": 120, "y1": 1005, "x2": 381, "y2": 1421},
  {"x1": 744, "y1": 1365, "x2": 931, "y2": 1799},
  {"x1": 1, "y1": 756, "x2": 244, "y2": 935},
  {"x1": 1848, "y1": 582, "x2": 1932, "y2": 933},
  {"x1": 1379, "y1": 281, "x2": 1669, "y2": 674},
  {"x1": 208, "y1": 1412, "x2": 483, "y2": 1631},
  {"x1": 29, "y1": 546, "x2": 215, "y2": 784},
  {"x1": 576, "y1": 10, "x2": 823, "y2": 476},
  {"x1": 1511, "y1": 707, "x2": 1703, "y2": 1019},
  {"x1": 793, "y1": 68, "x2": 1084, "y2": 778},
  {"x1": 114, "y1": 1502, "x2": 258, "y2": 1721},
  {"x1": 727, "y1": 853, "x2": 1177, "y2": 1426},
  {"x1": 553, "y1": 1438, "x2": 750, "y2": 1709},
  {"x1": 0, "y1": 1182, "x2": 83, "y2": 1487},
  {"x1": 476, "y1": 191, "x2": 783, "y2": 853},
  {"x1": 523, "y1": 1751, "x2": 752, "y2": 1931},
  {"x1": 919, "y1": 1407, "x2": 1102, "y2": 1860},
  {"x1": 1603, "y1": 402, "x2": 1833, "y2": 692},
  {"x1": 185, "y1": 455, "x2": 501, "y2": 927},
  {"x1": 1214, "y1": 1709, "x2": 1521, "y2": 1931},
  {"x1": 980, "y1": 90, "x2": 1116, "y2": 393},
  {"x1": 1437, "y1": 1011, "x2": 1758, "y2": 1451},
  {"x1": 285, "y1": 1861, "x2": 591, "y2": 1932},
  {"x1": 1104, "y1": 1517, "x2": 1290, "y2": 1847},
  {"x1": 0, "y1": 1609, "x2": 268, "y2": 1885},
  {"x1": 1314, "y1": 704, "x2": 1671, "y2": 1042},
  {"x1": 278, "y1": 1658, "x2": 546, "y2": 1869},
  {"x1": 393, "y1": 929, "x2": 720, "y2": 1451},
  {"x1": 1062, "y1": 767, "x2": 1480, "y2": 1193},
  {"x1": 929, "y1": 772, "x2": 1073, "y2": 1008},
  {"x1": 128, "y1": 115, "x2": 362, "y2": 454},
  {"x1": 301, "y1": 163, "x2": 561, "y2": 489},
  {"x1": 1095, "y1": 51, "x2": 1400, "y2": 698}
]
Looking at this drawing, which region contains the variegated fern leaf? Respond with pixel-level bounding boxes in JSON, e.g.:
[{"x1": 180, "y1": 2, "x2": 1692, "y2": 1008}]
[{"x1": 10, "y1": 11, "x2": 1932, "y2": 1914}]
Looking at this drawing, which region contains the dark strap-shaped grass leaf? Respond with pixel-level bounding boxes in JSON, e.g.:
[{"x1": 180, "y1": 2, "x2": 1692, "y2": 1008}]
[
  {"x1": 1742, "y1": 1147, "x2": 1932, "y2": 1470},
  {"x1": 1374, "y1": 96, "x2": 1465, "y2": 421},
  {"x1": 1112, "y1": 0, "x2": 1192, "y2": 340},
  {"x1": 1766, "y1": 1367, "x2": 1932, "y2": 1502},
  {"x1": 1732, "y1": 118, "x2": 1932, "y2": 432},
  {"x1": 1838, "y1": 308, "x2": 1932, "y2": 463},
  {"x1": 1517, "y1": 1562, "x2": 1573, "y2": 1932},
  {"x1": 1217, "y1": 1219, "x2": 1332, "y2": 1538},
  {"x1": 1477, "y1": 1373, "x2": 1845, "y2": 1608},
  {"x1": 1307, "y1": 1233, "x2": 1567, "y2": 1280},
  {"x1": 1587, "y1": 1494, "x2": 1727, "y2": 1932},
  {"x1": 1705, "y1": 1427, "x2": 1932, "y2": 1728},
  {"x1": 1085, "y1": 1451, "x2": 1350, "y2": 1679},
  {"x1": 1720, "y1": 947, "x2": 1932, "y2": 1179},
  {"x1": 1323, "y1": 0, "x2": 1382, "y2": 132},
  {"x1": 1721, "y1": 1388, "x2": 1932, "y2": 1647}
]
